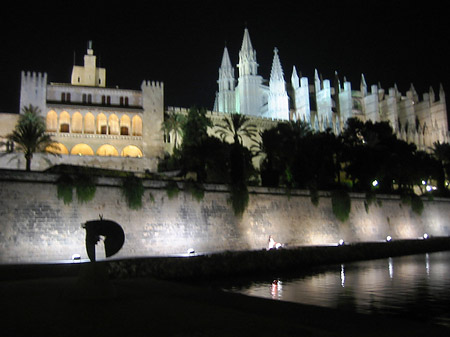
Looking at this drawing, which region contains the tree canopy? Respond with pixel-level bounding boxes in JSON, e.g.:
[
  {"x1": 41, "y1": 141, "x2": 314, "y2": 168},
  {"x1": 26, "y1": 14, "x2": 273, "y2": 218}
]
[{"x1": 7, "y1": 105, "x2": 55, "y2": 171}]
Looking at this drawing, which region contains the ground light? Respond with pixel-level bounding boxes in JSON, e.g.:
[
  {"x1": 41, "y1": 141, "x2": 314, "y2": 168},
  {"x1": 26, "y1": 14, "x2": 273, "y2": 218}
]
[
  {"x1": 386, "y1": 235, "x2": 392, "y2": 242},
  {"x1": 71, "y1": 254, "x2": 81, "y2": 262},
  {"x1": 338, "y1": 239, "x2": 345, "y2": 246},
  {"x1": 423, "y1": 233, "x2": 429, "y2": 239}
]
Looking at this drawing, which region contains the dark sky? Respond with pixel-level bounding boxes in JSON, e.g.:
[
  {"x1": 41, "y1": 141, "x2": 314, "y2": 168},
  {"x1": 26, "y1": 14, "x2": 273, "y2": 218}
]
[{"x1": 1, "y1": 1, "x2": 449, "y2": 116}]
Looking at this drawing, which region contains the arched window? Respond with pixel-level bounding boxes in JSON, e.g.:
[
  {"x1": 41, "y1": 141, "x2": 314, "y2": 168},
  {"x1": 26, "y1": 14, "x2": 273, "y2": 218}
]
[
  {"x1": 72, "y1": 112, "x2": 83, "y2": 133},
  {"x1": 46, "y1": 143, "x2": 69, "y2": 155},
  {"x1": 59, "y1": 111, "x2": 70, "y2": 133},
  {"x1": 132, "y1": 115, "x2": 142, "y2": 136},
  {"x1": 97, "y1": 113, "x2": 108, "y2": 134},
  {"x1": 71, "y1": 144, "x2": 94, "y2": 156},
  {"x1": 46, "y1": 110, "x2": 58, "y2": 132},
  {"x1": 96, "y1": 144, "x2": 119, "y2": 156},
  {"x1": 84, "y1": 113, "x2": 95, "y2": 134},
  {"x1": 108, "y1": 114, "x2": 120, "y2": 135},
  {"x1": 120, "y1": 115, "x2": 130, "y2": 135},
  {"x1": 121, "y1": 145, "x2": 143, "y2": 157},
  {"x1": 120, "y1": 96, "x2": 129, "y2": 106}
]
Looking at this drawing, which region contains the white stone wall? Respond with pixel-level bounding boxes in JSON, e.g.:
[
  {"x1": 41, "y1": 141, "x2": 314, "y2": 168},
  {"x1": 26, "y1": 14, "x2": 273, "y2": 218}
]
[{"x1": 1, "y1": 171, "x2": 449, "y2": 263}]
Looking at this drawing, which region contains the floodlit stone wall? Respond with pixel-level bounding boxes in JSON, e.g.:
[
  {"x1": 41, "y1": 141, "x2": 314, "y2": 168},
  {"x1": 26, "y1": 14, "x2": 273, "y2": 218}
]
[{"x1": 0, "y1": 170, "x2": 449, "y2": 263}]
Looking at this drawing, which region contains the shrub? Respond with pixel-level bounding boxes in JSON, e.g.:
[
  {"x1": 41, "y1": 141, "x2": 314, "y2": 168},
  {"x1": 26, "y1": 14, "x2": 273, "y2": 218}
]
[
  {"x1": 364, "y1": 191, "x2": 377, "y2": 213},
  {"x1": 56, "y1": 174, "x2": 73, "y2": 205},
  {"x1": 166, "y1": 180, "x2": 180, "y2": 199},
  {"x1": 400, "y1": 190, "x2": 412, "y2": 205},
  {"x1": 75, "y1": 174, "x2": 96, "y2": 203},
  {"x1": 331, "y1": 189, "x2": 351, "y2": 222},
  {"x1": 411, "y1": 193, "x2": 424, "y2": 215},
  {"x1": 309, "y1": 187, "x2": 319, "y2": 206},
  {"x1": 228, "y1": 183, "x2": 249, "y2": 217},
  {"x1": 184, "y1": 180, "x2": 204, "y2": 202},
  {"x1": 122, "y1": 175, "x2": 145, "y2": 209},
  {"x1": 400, "y1": 190, "x2": 424, "y2": 215}
]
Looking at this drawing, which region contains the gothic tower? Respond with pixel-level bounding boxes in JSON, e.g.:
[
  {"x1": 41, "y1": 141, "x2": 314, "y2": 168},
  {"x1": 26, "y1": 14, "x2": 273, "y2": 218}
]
[
  {"x1": 291, "y1": 66, "x2": 310, "y2": 123},
  {"x1": 268, "y1": 48, "x2": 289, "y2": 120},
  {"x1": 216, "y1": 46, "x2": 236, "y2": 113},
  {"x1": 237, "y1": 28, "x2": 263, "y2": 116}
]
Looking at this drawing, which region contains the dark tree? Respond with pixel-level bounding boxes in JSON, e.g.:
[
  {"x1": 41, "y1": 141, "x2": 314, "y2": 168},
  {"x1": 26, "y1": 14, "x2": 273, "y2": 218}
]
[{"x1": 7, "y1": 105, "x2": 55, "y2": 171}]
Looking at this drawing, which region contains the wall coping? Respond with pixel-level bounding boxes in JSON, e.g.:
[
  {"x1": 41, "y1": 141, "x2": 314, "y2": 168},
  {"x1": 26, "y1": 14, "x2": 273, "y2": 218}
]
[{"x1": 1, "y1": 168, "x2": 449, "y2": 202}]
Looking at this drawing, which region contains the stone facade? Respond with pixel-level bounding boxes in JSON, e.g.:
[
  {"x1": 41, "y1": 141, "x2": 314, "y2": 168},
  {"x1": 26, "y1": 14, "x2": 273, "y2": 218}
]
[
  {"x1": 1, "y1": 43, "x2": 164, "y2": 173},
  {"x1": 1, "y1": 170, "x2": 449, "y2": 263}
]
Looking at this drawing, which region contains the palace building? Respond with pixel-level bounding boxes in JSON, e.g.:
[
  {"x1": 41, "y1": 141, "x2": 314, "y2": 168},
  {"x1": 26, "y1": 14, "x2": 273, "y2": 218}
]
[{"x1": 1, "y1": 42, "x2": 165, "y2": 172}]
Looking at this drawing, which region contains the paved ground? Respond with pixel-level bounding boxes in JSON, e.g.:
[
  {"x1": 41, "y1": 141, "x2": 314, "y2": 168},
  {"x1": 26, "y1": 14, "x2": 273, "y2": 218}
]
[{"x1": 1, "y1": 264, "x2": 449, "y2": 337}]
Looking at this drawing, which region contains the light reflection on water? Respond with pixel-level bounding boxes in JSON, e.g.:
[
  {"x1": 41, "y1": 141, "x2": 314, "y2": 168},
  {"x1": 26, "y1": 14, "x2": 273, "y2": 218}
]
[{"x1": 227, "y1": 251, "x2": 450, "y2": 327}]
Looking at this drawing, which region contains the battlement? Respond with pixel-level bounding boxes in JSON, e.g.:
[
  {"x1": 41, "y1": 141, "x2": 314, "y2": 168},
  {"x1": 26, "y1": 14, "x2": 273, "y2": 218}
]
[
  {"x1": 141, "y1": 80, "x2": 164, "y2": 89},
  {"x1": 21, "y1": 71, "x2": 47, "y2": 87}
]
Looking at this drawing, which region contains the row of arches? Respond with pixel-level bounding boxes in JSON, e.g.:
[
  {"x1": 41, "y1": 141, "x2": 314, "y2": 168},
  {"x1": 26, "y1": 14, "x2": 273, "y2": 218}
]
[
  {"x1": 47, "y1": 143, "x2": 143, "y2": 157},
  {"x1": 46, "y1": 111, "x2": 143, "y2": 136}
]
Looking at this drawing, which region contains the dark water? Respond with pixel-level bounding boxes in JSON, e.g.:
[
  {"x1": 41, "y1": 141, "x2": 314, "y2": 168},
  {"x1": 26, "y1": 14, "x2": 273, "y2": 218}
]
[{"x1": 225, "y1": 251, "x2": 450, "y2": 327}]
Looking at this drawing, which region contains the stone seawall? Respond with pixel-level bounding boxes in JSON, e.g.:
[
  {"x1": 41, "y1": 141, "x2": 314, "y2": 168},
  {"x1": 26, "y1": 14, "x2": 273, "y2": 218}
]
[{"x1": 1, "y1": 170, "x2": 449, "y2": 263}]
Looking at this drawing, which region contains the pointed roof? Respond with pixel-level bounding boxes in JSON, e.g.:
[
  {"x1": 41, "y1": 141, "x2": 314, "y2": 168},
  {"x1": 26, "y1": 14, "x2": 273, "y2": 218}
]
[
  {"x1": 219, "y1": 46, "x2": 235, "y2": 80},
  {"x1": 270, "y1": 48, "x2": 284, "y2": 81},
  {"x1": 291, "y1": 66, "x2": 300, "y2": 88},
  {"x1": 220, "y1": 46, "x2": 233, "y2": 69},
  {"x1": 240, "y1": 28, "x2": 254, "y2": 54}
]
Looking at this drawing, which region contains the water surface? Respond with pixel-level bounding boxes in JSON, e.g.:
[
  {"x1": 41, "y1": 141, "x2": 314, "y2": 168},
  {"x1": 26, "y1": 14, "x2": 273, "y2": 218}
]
[{"x1": 226, "y1": 251, "x2": 450, "y2": 327}]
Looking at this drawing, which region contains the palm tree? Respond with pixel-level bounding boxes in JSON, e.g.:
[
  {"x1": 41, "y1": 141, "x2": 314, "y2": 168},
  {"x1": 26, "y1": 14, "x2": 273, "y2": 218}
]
[
  {"x1": 215, "y1": 113, "x2": 258, "y2": 216},
  {"x1": 161, "y1": 111, "x2": 186, "y2": 150},
  {"x1": 432, "y1": 141, "x2": 450, "y2": 193},
  {"x1": 7, "y1": 105, "x2": 55, "y2": 171},
  {"x1": 215, "y1": 113, "x2": 258, "y2": 146}
]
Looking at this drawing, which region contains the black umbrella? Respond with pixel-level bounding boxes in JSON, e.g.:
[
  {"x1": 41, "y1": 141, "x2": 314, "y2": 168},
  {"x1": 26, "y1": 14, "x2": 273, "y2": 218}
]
[{"x1": 82, "y1": 217, "x2": 125, "y2": 262}]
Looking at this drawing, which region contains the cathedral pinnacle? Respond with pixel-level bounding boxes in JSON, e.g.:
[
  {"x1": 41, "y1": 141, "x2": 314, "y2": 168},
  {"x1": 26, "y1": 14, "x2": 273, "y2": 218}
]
[
  {"x1": 241, "y1": 28, "x2": 254, "y2": 54},
  {"x1": 270, "y1": 47, "x2": 284, "y2": 82}
]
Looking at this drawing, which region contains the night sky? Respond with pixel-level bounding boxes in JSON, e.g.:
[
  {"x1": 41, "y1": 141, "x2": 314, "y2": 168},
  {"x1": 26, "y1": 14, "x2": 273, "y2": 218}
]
[{"x1": 1, "y1": 1, "x2": 449, "y2": 117}]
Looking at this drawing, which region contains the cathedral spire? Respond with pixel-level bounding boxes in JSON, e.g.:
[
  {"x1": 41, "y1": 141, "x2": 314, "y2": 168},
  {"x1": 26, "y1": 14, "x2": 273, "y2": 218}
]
[
  {"x1": 240, "y1": 28, "x2": 254, "y2": 54},
  {"x1": 291, "y1": 66, "x2": 300, "y2": 89},
  {"x1": 238, "y1": 28, "x2": 258, "y2": 76},
  {"x1": 268, "y1": 47, "x2": 289, "y2": 120},
  {"x1": 219, "y1": 46, "x2": 234, "y2": 80},
  {"x1": 270, "y1": 48, "x2": 284, "y2": 82},
  {"x1": 216, "y1": 46, "x2": 236, "y2": 113}
]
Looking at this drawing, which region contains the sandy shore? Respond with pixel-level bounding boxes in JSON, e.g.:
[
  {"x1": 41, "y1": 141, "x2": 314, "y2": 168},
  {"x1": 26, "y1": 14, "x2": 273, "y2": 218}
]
[{"x1": 1, "y1": 265, "x2": 449, "y2": 337}]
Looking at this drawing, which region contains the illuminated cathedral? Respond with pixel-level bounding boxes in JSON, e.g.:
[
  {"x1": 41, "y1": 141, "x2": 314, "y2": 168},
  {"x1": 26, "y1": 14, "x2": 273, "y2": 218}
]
[{"x1": 214, "y1": 29, "x2": 449, "y2": 149}]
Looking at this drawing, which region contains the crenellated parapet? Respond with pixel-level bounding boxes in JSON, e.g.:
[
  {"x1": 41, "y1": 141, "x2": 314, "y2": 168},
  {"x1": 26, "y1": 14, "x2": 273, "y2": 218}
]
[{"x1": 20, "y1": 71, "x2": 47, "y2": 115}]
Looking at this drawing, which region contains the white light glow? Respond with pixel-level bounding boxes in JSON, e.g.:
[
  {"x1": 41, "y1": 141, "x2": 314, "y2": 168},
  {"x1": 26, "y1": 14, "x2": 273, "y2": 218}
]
[
  {"x1": 386, "y1": 235, "x2": 392, "y2": 242},
  {"x1": 372, "y1": 180, "x2": 378, "y2": 187},
  {"x1": 71, "y1": 253, "x2": 81, "y2": 261},
  {"x1": 423, "y1": 233, "x2": 429, "y2": 239},
  {"x1": 338, "y1": 239, "x2": 345, "y2": 246}
]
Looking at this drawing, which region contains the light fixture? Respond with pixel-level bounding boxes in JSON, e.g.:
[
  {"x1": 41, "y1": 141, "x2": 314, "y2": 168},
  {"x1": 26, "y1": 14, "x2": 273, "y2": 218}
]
[
  {"x1": 71, "y1": 253, "x2": 81, "y2": 261},
  {"x1": 372, "y1": 180, "x2": 378, "y2": 187},
  {"x1": 338, "y1": 239, "x2": 345, "y2": 246},
  {"x1": 423, "y1": 233, "x2": 429, "y2": 239},
  {"x1": 386, "y1": 235, "x2": 392, "y2": 242},
  {"x1": 187, "y1": 248, "x2": 195, "y2": 255}
]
